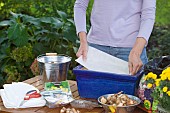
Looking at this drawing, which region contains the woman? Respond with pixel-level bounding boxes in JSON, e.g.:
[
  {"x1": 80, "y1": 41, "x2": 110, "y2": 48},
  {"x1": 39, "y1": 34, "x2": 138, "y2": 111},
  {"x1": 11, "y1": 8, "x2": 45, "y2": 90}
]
[{"x1": 74, "y1": 0, "x2": 156, "y2": 75}]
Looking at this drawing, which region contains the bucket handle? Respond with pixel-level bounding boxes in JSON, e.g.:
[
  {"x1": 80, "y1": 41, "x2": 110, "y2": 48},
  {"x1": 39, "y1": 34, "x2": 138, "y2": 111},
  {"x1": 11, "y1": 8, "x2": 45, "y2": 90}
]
[{"x1": 46, "y1": 53, "x2": 57, "y2": 56}]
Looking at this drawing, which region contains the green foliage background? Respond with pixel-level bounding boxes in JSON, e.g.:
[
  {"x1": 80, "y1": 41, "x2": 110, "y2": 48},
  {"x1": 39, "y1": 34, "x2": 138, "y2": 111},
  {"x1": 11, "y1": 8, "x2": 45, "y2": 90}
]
[
  {"x1": 0, "y1": 0, "x2": 169, "y2": 87},
  {"x1": 156, "y1": 0, "x2": 170, "y2": 25}
]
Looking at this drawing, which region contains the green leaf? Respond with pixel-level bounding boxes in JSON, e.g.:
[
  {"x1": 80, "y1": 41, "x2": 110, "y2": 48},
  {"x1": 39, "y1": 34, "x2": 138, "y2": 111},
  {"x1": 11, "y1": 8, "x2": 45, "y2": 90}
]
[
  {"x1": 0, "y1": 20, "x2": 12, "y2": 26},
  {"x1": 22, "y1": 15, "x2": 40, "y2": 26},
  {"x1": 63, "y1": 26, "x2": 77, "y2": 43},
  {"x1": 8, "y1": 23, "x2": 20, "y2": 40},
  {"x1": 14, "y1": 28, "x2": 29, "y2": 47},
  {"x1": 40, "y1": 17, "x2": 52, "y2": 24},
  {"x1": 8, "y1": 23, "x2": 29, "y2": 47},
  {"x1": 67, "y1": 19, "x2": 74, "y2": 25},
  {"x1": 57, "y1": 10, "x2": 67, "y2": 20},
  {"x1": 28, "y1": 36, "x2": 36, "y2": 42},
  {"x1": 51, "y1": 17, "x2": 63, "y2": 28},
  {"x1": 10, "y1": 12, "x2": 19, "y2": 19}
]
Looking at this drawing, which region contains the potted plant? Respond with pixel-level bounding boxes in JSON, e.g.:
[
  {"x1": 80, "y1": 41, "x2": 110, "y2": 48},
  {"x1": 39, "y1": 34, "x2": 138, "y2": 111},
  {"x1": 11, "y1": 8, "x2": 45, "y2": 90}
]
[{"x1": 144, "y1": 67, "x2": 170, "y2": 113}]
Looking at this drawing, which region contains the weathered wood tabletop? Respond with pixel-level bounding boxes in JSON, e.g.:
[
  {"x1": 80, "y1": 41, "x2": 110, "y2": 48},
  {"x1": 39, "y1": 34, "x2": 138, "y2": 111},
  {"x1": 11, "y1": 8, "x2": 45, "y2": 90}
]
[{"x1": 0, "y1": 76, "x2": 147, "y2": 113}]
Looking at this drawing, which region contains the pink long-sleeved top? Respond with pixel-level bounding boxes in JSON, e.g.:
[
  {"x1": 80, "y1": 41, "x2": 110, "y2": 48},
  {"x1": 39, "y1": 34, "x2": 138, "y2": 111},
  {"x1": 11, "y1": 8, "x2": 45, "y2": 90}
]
[{"x1": 74, "y1": 0, "x2": 156, "y2": 47}]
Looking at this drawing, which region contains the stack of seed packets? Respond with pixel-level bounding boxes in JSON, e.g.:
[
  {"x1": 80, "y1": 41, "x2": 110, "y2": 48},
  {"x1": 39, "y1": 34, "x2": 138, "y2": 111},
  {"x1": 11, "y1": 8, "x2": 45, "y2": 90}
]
[{"x1": 41, "y1": 81, "x2": 74, "y2": 108}]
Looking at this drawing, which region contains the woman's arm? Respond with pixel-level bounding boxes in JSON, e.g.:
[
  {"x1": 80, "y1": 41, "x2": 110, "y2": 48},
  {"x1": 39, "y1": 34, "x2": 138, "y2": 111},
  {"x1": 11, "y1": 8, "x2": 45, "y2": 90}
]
[
  {"x1": 137, "y1": 0, "x2": 156, "y2": 42},
  {"x1": 129, "y1": 0, "x2": 156, "y2": 75},
  {"x1": 74, "y1": 0, "x2": 90, "y2": 60},
  {"x1": 74, "y1": 0, "x2": 90, "y2": 35}
]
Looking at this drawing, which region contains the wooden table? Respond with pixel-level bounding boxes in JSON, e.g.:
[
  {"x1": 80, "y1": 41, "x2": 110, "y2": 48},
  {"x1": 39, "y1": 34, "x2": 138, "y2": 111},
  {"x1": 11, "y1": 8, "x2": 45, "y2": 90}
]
[{"x1": 0, "y1": 76, "x2": 147, "y2": 113}]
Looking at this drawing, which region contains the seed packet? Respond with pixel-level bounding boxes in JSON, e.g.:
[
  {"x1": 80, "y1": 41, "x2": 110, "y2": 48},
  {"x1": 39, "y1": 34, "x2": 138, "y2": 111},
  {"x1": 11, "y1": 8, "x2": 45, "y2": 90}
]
[{"x1": 41, "y1": 81, "x2": 74, "y2": 108}]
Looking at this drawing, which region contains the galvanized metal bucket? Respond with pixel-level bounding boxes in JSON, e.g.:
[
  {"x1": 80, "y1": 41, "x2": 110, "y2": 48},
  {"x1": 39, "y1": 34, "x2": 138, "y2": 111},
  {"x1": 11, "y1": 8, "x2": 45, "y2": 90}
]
[{"x1": 37, "y1": 53, "x2": 71, "y2": 84}]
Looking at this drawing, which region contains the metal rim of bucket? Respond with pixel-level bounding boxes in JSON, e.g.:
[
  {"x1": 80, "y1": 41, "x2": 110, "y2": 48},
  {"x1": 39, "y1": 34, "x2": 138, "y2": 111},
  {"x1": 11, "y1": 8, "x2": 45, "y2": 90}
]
[{"x1": 37, "y1": 53, "x2": 72, "y2": 64}]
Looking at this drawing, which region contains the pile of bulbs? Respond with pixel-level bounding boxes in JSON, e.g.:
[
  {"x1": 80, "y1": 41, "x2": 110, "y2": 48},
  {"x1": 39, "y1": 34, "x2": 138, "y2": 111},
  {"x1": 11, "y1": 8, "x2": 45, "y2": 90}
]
[
  {"x1": 60, "y1": 107, "x2": 81, "y2": 113},
  {"x1": 100, "y1": 92, "x2": 137, "y2": 106}
]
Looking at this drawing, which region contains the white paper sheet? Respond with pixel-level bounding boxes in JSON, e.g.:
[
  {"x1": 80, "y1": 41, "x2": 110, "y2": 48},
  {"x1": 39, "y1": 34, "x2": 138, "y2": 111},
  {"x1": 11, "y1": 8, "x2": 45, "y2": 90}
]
[
  {"x1": 0, "y1": 82, "x2": 46, "y2": 108},
  {"x1": 76, "y1": 46, "x2": 129, "y2": 75}
]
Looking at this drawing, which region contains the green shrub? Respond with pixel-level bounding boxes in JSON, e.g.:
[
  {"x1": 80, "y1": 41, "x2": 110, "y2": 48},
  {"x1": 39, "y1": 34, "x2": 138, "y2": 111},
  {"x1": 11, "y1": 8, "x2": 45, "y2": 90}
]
[
  {"x1": 0, "y1": 11, "x2": 79, "y2": 87},
  {"x1": 0, "y1": 0, "x2": 94, "y2": 23},
  {"x1": 147, "y1": 25, "x2": 170, "y2": 60}
]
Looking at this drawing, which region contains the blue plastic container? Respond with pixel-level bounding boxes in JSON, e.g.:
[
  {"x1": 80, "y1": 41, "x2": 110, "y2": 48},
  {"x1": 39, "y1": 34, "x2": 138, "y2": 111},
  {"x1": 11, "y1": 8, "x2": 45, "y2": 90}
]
[{"x1": 73, "y1": 65, "x2": 143, "y2": 99}]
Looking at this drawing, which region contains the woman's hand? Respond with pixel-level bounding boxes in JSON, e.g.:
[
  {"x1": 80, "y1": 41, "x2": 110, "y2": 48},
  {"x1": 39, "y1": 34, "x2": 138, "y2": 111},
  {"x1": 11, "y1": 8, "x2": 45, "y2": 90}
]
[
  {"x1": 128, "y1": 37, "x2": 146, "y2": 75},
  {"x1": 128, "y1": 50, "x2": 143, "y2": 75},
  {"x1": 76, "y1": 32, "x2": 88, "y2": 61}
]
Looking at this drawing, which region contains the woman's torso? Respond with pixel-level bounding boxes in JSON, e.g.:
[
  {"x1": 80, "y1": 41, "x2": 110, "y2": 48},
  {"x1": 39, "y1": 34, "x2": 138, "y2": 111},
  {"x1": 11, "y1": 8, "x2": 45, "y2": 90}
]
[{"x1": 87, "y1": 0, "x2": 143, "y2": 47}]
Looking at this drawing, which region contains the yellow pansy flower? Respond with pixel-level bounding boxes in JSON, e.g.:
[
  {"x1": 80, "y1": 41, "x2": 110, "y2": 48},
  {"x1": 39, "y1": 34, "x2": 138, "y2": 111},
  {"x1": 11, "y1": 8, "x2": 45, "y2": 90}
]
[
  {"x1": 146, "y1": 72, "x2": 151, "y2": 78},
  {"x1": 147, "y1": 83, "x2": 152, "y2": 89},
  {"x1": 167, "y1": 91, "x2": 170, "y2": 96},
  {"x1": 152, "y1": 74, "x2": 157, "y2": 79},
  {"x1": 163, "y1": 87, "x2": 168, "y2": 92},
  {"x1": 162, "y1": 67, "x2": 170, "y2": 74},
  {"x1": 161, "y1": 75, "x2": 167, "y2": 81},
  {"x1": 149, "y1": 72, "x2": 155, "y2": 77}
]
